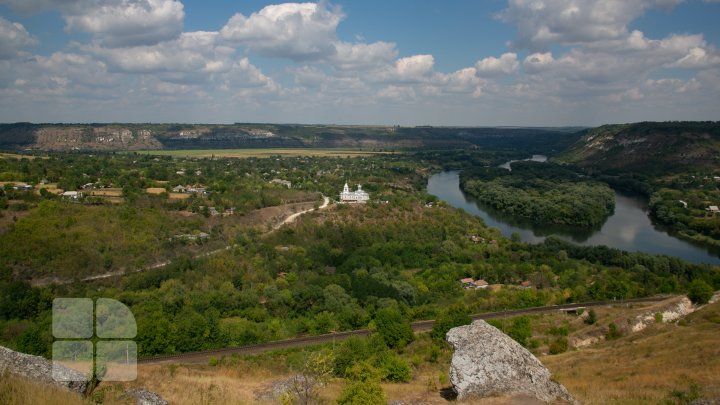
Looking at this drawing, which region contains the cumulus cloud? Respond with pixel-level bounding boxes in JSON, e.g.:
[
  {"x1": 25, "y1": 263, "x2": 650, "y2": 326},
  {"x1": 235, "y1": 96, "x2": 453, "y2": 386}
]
[
  {"x1": 392, "y1": 54, "x2": 435, "y2": 81},
  {"x1": 63, "y1": 0, "x2": 184, "y2": 47},
  {"x1": 220, "y1": 2, "x2": 343, "y2": 61},
  {"x1": 86, "y1": 31, "x2": 228, "y2": 75},
  {"x1": 0, "y1": 17, "x2": 37, "y2": 59},
  {"x1": 476, "y1": 53, "x2": 519, "y2": 76},
  {"x1": 500, "y1": 0, "x2": 685, "y2": 50},
  {"x1": 329, "y1": 41, "x2": 397, "y2": 71}
]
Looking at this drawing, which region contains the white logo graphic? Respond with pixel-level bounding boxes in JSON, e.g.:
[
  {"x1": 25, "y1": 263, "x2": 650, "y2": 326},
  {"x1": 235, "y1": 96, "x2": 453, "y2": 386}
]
[{"x1": 52, "y1": 298, "x2": 137, "y2": 382}]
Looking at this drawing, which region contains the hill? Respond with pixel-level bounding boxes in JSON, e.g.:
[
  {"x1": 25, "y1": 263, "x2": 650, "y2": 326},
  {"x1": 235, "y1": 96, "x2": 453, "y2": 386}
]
[
  {"x1": 0, "y1": 123, "x2": 581, "y2": 154},
  {"x1": 555, "y1": 122, "x2": 720, "y2": 172}
]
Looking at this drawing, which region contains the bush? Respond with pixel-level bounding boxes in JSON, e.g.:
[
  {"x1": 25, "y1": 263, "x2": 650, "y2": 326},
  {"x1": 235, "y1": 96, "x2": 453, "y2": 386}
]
[
  {"x1": 606, "y1": 323, "x2": 622, "y2": 340},
  {"x1": 374, "y1": 307, "x2": 414, "y2": 349},
  {"x1": 549, "y1": 337, "x2": 568, "y2": 354},
  {"x1": 430, "y1": 305, "x2": 471, "y2": 341},
  {"x1": 337, "y1": 381, "x2": 385, "y2": 405},
  {"x1": 508, "y1": 317, "x2": 532, "y2": 347},
  {"x1": 688, "y1": 279, "x2": 714, "y2": 305},
  {"x1": 548, "y1": 325, "x2": 569, "y2": 336},
  {"x1": 380, "y1": 354, "x2": 412, "y2": 382},
  {"x1": 584, "y1": 309, "x2": 597, "y2": 325}
]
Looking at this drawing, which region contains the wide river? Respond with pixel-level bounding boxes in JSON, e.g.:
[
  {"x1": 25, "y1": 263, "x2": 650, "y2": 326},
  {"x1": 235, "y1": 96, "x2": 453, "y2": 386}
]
[{"x1": 427, "y1": 169, "x2": 720, "y2": 266}]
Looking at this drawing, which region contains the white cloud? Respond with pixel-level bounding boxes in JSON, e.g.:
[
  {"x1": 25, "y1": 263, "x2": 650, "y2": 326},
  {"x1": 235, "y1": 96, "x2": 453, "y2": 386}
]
[
  {"x1": 523, "y1": 52, "x2": 555, "y2": 73},
  {"x1": 220, "y1": 2, "x2": 343, "y2": 61},
  {"x1": 377, "y1": 84, "x2": 416, "y2": 101},
  {"x1": 329, "y1": 41, "x2": 397, "y2": 71},
  {"x1": 86, "y1": 31, "x2": 228, "y2": 75},
  {"x1": 500, "y1": 0, "x2": 684, "y2": 50},
  {"x1": 0, "y1": 17, "x2": 37, "y2": 59},
  {"x1": 476, "y1": 53, "x2": 519, "y2": 76},
  {"x1": 63, "y1": 0, "x2": 184, "y2": 47},
  {"x1": 667, "y1": 46, "x2": 720, "y2": 68},
  {"x1": 392, "y1": 54, "x2": 435, "y2": 81}
]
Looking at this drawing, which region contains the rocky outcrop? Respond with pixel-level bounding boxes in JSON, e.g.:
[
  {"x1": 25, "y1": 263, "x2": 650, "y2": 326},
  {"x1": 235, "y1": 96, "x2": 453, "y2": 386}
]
[
  {"x1": 446, "y1": 320, "x2": 575, "y2": 403},
  {"x1": 123, "y1": 388, "x2": 169, "y2": 405},
  {"x1": 0, "y1": 345, "x2": 89, "y2": 395}
]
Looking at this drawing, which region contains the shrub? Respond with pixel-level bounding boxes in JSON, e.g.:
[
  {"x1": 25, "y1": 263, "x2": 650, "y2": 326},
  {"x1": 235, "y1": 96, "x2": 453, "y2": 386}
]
[
  {"x1": 549, "y1": 337, "x2": 568, "y2": 354},
  {"x1": 508, "y1": 316, "x2": 532, "y2": 347},
  {"x1": 548, "y1": 325, "x2": 569, "y2": 336},
  {"x1": 430, "y1": 305, "x2": 471, "y2": 341},
  {"x1": 606, "y1": 323, "x2": 622, "y2": 340},
  {"x1": 374, "y1": 307, "x2": 414, "y2": 349},
  {"x1": 584, "y1": 309, "x2": 597, "y2": 325},
  {"x1": 337, "y1": 381, "x2": 385, "y2": 405},
  {"x1": 380, "y1": 355, "x2": 412, "y2": 382},
  {"x1": 688, "y1": 279, "x2": 714, "y2": 305}
]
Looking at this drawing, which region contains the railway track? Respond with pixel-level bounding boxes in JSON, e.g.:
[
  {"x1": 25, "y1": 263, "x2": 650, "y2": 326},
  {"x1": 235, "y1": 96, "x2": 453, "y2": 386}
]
[{"x1": 138, "y1": 295, "x2": 672, "y2": 365}]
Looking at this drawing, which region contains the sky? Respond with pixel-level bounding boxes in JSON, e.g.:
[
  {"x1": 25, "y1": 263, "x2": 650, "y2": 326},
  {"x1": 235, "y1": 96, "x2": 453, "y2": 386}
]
[{"x1": 0, "y1": 0, "x2": 719, "y2": 126}]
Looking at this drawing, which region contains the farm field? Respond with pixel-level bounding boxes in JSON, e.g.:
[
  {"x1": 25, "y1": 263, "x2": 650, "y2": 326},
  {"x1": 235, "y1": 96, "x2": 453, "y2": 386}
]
[{"x1": 133, "y1": 148, "x2": 396, "y2": 158}]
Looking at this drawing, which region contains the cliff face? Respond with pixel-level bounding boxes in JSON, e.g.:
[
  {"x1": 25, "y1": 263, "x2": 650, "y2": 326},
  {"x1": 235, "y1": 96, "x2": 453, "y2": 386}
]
[
  {"x1": 446, "y1": 320, "x2": 575, "y2": 403},
  {"x1": 556, "y1": 122, "x2": 720, "y2": 171},
  {"x1": 32, "y1": 127, "x2": 163, "y2": 151},
  {"x1": 0, "y1": 123, "x2": 577, "y2": 152}
]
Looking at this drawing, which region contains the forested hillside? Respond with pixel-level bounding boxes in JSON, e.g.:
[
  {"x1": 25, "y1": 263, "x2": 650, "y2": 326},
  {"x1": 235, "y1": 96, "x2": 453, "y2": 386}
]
[
  {"x1": 555, "y1": 121, "x2": 720, "y2": 172},
  {"x1": 0, "y1": 123, "x2": 580, "y2": 153}
]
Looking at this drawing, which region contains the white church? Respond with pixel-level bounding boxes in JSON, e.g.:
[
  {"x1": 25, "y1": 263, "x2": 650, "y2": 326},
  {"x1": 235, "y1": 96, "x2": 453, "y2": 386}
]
[{"x1": 340, "y1": 182, "x2": 370, "y2": 203}]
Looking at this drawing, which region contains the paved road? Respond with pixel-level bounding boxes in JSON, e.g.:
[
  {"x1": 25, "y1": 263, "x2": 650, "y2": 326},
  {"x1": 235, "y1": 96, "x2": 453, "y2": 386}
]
[{"x1": 138, "y1": 295, "x2": 672, "y2": 365}]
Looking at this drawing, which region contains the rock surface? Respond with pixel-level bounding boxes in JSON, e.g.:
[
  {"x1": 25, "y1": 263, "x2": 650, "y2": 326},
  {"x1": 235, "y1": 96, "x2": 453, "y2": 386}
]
[
  {"x1": 0, "y1": 345, "x2": 89, "y2": 395},
  {"x1": 446, "y1": 320, "x2": 575, "y2": 403},
  {"x1": 124, "y1": 388, "x2": 169, "y2": 405}
]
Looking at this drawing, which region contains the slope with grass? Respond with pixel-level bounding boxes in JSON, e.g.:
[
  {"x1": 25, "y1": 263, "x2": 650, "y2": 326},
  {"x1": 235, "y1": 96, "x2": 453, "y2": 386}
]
[{"x1": 555, "y1": 121, "x2": 720, "y2": 172}]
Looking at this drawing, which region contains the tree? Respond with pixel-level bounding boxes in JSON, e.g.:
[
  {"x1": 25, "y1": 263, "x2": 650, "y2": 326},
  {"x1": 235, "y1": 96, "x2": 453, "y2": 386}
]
[
  {"x1": 287, "y1": 350, "x2": 334, "y2": 405},
  {"x1": 688, "y1": 279, "x2": 714, "y2": 305},
  {"x1": 374, "y1": 307, "x2": 414, "y2": 349},
  {"x1": 430, "y1": 305, "x2": 471, "y2": 341},
  {"x1": 337, "y1": 361, "x2": 386, "y2": 405}
]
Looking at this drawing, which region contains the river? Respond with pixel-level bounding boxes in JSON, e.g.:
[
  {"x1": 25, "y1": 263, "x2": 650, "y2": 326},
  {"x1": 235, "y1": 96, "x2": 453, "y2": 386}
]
[{"x1": 427, "y1": 170, "x2": 720, "y2": 265}]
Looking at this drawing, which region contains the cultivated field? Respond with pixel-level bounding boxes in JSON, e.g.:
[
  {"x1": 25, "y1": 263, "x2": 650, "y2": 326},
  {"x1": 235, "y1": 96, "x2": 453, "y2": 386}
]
[{"x1": 134, "y1": 148, "x2": 396, "y2": 158}]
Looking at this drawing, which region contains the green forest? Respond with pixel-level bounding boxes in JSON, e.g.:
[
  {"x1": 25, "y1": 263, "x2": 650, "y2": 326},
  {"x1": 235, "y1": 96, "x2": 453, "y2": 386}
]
[
  {"x1": 0, "y1": 149, "x2": 718, "y2": 364},
  {"x1": 460, "y1": 161, "x2": 615, "y2": 227}
]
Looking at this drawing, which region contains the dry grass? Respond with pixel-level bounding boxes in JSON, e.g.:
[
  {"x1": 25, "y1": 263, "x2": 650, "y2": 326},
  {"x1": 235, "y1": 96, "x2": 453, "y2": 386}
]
[
  {"x1": 168, "y1": 192, "x2": 190, "y2": 200},
  {"x1": 88, "y1": 188, "x2": 123, "y2": 197},
  {"x1": 0, "y1": 373, "x2": 123, "y2": 405},
  {"x1": 543, "y1": 301, "x2": 720, "y2": 404},
  {"x1": 145, "y1": 187, "x2": 166, "y2": 195}
]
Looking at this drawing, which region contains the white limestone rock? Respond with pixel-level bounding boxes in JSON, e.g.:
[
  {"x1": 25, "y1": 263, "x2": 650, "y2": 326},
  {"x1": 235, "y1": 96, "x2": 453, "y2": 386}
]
[{"x1": 446, "y1": 320, "x2": 575, "y2": 403}]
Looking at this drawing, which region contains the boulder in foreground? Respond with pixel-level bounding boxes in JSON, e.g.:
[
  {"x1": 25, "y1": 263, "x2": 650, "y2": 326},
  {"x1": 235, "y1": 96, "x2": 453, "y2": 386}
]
[{"x1": 446, "y1": 320, "x2": 575, "y2": 403}]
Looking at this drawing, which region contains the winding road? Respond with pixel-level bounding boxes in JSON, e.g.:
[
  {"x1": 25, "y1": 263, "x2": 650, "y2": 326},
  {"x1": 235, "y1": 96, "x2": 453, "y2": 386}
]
[{"x1": 33, "y1": 195, "x2": 330, "y2": 286}]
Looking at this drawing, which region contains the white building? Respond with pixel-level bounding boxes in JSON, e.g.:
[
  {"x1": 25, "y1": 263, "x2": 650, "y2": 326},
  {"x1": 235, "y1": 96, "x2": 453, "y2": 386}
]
[{"x1": 340, "y1": 182, "x2": 370, "y2": 203}]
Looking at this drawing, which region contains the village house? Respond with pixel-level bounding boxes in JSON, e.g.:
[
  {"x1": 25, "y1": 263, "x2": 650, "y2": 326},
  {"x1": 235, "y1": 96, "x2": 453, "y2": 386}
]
[
  {"x1": 61, "y1": 191, "x2": 82, "y2": 201},
  {"x1": 459, "y1": 277, "x2": 489, "y2": 289},
  {"x1": 460, "y1": 278, "x2": 475, "y2": 289},
  {"x1": 340, "y1": 182, "x2": 370, "y2": 203},
  {"x1": 708, "y1": 205, "x2": 720, "y2": 214},
  {"x1": 270, "y1": 179, "x2": 292, "y2": 188},
  {"x1": 678, "y1": 200, "x2": 688, "y2": 209}
]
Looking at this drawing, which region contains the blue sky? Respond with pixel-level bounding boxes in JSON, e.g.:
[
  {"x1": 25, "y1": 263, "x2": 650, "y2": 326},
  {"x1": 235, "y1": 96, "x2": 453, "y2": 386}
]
[{"x1": 0, "y1": 0, "x2": 718, "y2": 126}]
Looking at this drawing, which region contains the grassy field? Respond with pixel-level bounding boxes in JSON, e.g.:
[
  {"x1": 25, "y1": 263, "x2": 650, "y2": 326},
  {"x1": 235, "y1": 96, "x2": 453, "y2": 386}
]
[
  {"x1": 133, "y1": 148, "x2": 396, "y2": 158},
  {"x1": 4, "y1": 298, "x2": 718, "y2": 404}
]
